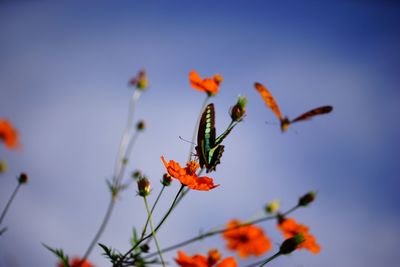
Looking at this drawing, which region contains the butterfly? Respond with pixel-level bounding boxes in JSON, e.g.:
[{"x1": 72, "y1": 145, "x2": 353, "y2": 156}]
[
  {"x1": 196, "y1": 103, "x2": 235, "y2": 173},
  {"x1": 254, "y1": 82, "x2": 333, "y2": 132}
]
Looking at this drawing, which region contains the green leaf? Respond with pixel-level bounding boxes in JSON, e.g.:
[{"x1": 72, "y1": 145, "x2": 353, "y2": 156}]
[{"x1": 42, "y1": 243, "x2": 70, "y2": 267}]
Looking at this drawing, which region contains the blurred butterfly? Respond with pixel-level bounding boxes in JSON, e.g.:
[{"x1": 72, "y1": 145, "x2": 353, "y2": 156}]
[
  {"x1": 196, "y1": 103, "x2": 235, "y2": 173},
  {"x1": 254, "y1": 82, "x2": 333, "y2": 132}
]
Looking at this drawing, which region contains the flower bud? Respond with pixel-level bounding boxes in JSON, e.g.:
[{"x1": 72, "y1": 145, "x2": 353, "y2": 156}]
[
  {"x1": 136, "y1": 120, "x2": 146, "y2": 131},
  {"x1": 131, "y1": 170, "x2": 142, "y2": 180},
  {"x1": 0, "y1": 160, "x2": 8, "y2": 174},
  {"x1": 265, "y1": 200, "x2": 280, "y2": 214},
  {"x1": 137, "y1": 177, "x2": 151, "y2": 197},
  {"x1": 230, "y1": 96, "x2": 247, "y2": 122},
  {"x1": 207, "y1": 249, "x2": 221, "y2": 266},
  {"x1": 161, "y1": 173, "x2": 172, "y2": 186},
  {"x1": 129, "y1": 70, "x2": 148, "y2": 90},
  {"x1": 279, "y1": 233, "x2": 305, "y2": 255},
  {"x1": 299, "y1": 191, "x2": 317, "y2": 207},
  {"x1": 18, "y1": 172, "x2": 28, "y2": 184},
  {"x1": 140, "y1": 244, "x2": 150, "y2": 253}
]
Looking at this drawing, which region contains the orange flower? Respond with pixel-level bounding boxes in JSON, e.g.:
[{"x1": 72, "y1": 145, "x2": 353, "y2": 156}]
[
  {"x1": 277, "y1": 218, "x2": 320, "y2": 254},
  {"x1": 189, "y1": 70, "x2": 222, "y2": 96},
  {"x1": 222, "y1": 220, "x2": 272, "y2": 258},
  {"x1": 175, "y1": 250, "x2": 237, "y2": 267},
  {"x1": 0, "y1": 118, "x2": 20, "y2": 150},
  {"x1": 57, "y1": 257, "x2": 95, "y2": 267},
  {"x1": 161, "y1": 156, "x2": 219, "y2": 191}
]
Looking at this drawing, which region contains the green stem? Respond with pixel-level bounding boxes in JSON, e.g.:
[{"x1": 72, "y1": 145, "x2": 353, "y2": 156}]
[
  {"x1": 151, "y1": 184, "x2": 185, "y2": 237},
  {"x1": 144, "y1": 197, "x2": 166, "y2": 267},
  {"x1": 81, "y1": 197, "x2": 115, "y2": 261},
  {"x1": 0, "y1": 182, "x2": 22, "y2": 234},
  {"x1": 140, "y1": 185, "x2": 165, "y2": 240},
  {"x1": 143, "y1": 204, "x2": 299, "y2": 259},
  {"x1": 81, "y1": 89, "x2": 142, "y2": 264},
  {"x1": 188, "y1": 96, "x2": 209, "y2": 162},
  {"x1": 118, "y1": 184, "x2": 185, "y2": 265},
  {"x1": 244, "y1": 251, "x2": 282, "y2": 267},
  {"x1": 113, "y1": 89, "x2": 142, "y2": 187},
  {"x1": 281, "y1": 205, "x2": 300, "y2": 217}
]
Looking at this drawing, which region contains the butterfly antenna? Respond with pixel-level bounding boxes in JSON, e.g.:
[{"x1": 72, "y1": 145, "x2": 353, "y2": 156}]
[{"x1": 178, "y1": 136, "x2": 196, "y2": 145}]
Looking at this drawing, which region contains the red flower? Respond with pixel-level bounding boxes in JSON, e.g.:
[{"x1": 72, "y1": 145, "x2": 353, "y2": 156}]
[
  {"x1": 277, "y1": 218, "x2": 320, "y2": 254},
  {"x1": 161, "y1": 156, "x2": 219, "y2": 191},
  {"x1": 57, "y1": 257, "x2": 95, "y2": 267},
  {"x1": 222, "y1": 220, "x2": 272, "y2": 258},
  {"x1": 189, "y1": 70, "x2": 222, "y2": 96},
  {"x1": 176, "y1": 250, "x2": 237, "y2": 267},
  {"x1": 0, "y1": 118, "x2": 20, "y2": 150}
]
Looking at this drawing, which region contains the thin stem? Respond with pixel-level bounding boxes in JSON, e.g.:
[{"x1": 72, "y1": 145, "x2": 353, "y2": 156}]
[
  {"x1": 143, "y1": 204, "x2": 299, "y2": 259},
  {"x1": 81, "y1": 197, "x2": 115, "y2": 261},
  {"x1": 115, "y1": 130, "x2": 140, "y2": 189},
  {"x1": 244, "y1": 251, "x2": 282, "y2": 267},
  {"x1": 144, "y1": 197, "x2": 165, "y2": 267},
  {"x1": 188, "y1": 96, "x2": 209, "y2": 161},
  {"x1": 81, "y1": 89, "x2": 142, "y2": 263},
  {"x1": 140, "y1": 185, "x2": 165, "y2": 240},
  {"x1": 151, "y1": 184, "x2": 185, "y2": 236},
  {"x1": 0, "y1": 182, "x2": 22, "y2": 232},
  {"x1": 113, "y1": 89, "x2": 142, "y2": 185},
  {"x1": 118, "y1": 184, "x2": 185, "y2": 265},
  {"x1": 281, "y1": 205, "x2": 300, "y2": 217}
]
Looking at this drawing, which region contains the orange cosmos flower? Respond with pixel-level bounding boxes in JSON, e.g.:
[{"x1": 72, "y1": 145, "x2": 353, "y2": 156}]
[
  {"x1": 189, "y1": 70, "x2": 223, "y2": 96},
  {"x1": 161, "y1": 156, "x2": 219, "y2": 191},
  {"x1": 57, "y1": 257, "x2": 95, "y2": 267},
  {"x1": 277, "y1": 217, "x2": 320, "y2": 254},
  {"x1": 222, "y1": 219, "x2": 272, "y2": 258},
  {"x1": 0, "y1": 118, "x2": 20, "y2": 150},
  {"x1": 175, "y1": 250, "x2": 237, "y2": 267}
]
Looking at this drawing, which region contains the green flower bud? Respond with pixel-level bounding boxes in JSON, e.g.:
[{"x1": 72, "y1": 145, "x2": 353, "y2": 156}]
[
  {"x1": 299, "y1": 191, "x2": 317, "y2": 207},
  {"x1": 137, "y1": 177, "x2": 151, "y2": 197}
]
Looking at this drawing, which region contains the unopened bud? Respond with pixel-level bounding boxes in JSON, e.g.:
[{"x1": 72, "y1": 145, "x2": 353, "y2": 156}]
[
  {"x1": 140, "y1": 244, "x2": 150, "y2": 253},
  {"x1": 131, "y1": 170, "x2": 142, "y2": 180},
  {"x1": 18, "y1": 172, "x2": 28, "y2": 184},
  {"x1": 136, "y1": 120, "x2": 146, "y2": 131},
  {"x1": 299, "y1": 191, "x2": 317, "y2": 207},
  {"x1": 137, "y1": 177, "x2": 151, "y2": 197},
  {"x1": 161, "y1": 173, "x2": 172, "y2": 186},
  {"x1": 230, "y1": 96, "x2": 247, "y2": 122},
  {"x1": 265, "y1": 200, "x2": 280, "y2": 214},
  {"x1": 129, "y1": 70, "x2": 148, "y2": 90},
  {"x1": 279, "y1": 233, "x2": 305, "y2": 255},
  {"x1": 0, "y1": 160, "x2": 7, "y2": 174}
]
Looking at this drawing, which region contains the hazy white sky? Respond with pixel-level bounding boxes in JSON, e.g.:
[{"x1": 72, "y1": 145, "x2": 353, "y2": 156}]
[{"x1": 1, "y1": 1, "x2": 400, "y2": 267}]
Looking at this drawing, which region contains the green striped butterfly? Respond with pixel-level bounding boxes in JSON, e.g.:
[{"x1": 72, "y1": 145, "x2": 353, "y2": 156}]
[{"x1": 196, "y1": 103, "x2": 236, "y2": 173}]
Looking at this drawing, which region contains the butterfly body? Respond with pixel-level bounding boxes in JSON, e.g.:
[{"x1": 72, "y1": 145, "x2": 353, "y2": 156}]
[
  {"x1": 254, "y1": 82, "x2": 333, "y2": 132},
  {"x1": 280, "y1": 117, "x2": 291, "y2": 133}
]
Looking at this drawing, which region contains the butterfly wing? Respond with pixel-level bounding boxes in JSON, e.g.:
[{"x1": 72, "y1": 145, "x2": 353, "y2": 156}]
[
  {"x1": 291, "y1": 106, "x2": 333, "y2": 124},
  {"x1": 206, "y1": 145, "x2": 224, "y2": 173},
  {"x1": 196, "y1": 103, "x2": 216, "y2": 169},
  {"x1": 254, "y1": 82, "x2": 283, "y2": 120}
]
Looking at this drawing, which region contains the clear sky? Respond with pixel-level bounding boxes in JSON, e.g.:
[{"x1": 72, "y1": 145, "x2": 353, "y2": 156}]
[{"x1": 1, "y1": 1, "x2": 400, "y2": 267}]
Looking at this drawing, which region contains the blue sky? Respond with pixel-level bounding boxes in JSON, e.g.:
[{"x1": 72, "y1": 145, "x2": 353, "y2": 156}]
[{"x1": 1, "y1": 1, "x2": 400, "y2": 267}]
